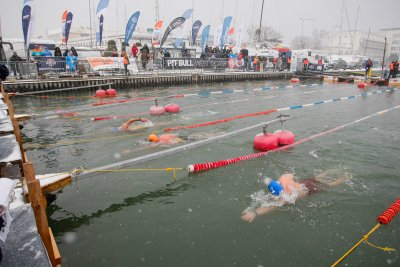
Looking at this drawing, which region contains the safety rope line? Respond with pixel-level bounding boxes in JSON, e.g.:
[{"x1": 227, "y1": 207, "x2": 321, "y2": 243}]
[
  {"x1": 188, "y1": 104, "x2": 400, "y2": 172},
  {"x1": 166, "y1": 88, "x2": 398, "y2": 132},
  {"x1": 332, "y1": 197, "x2": 400, "y2": 266}
]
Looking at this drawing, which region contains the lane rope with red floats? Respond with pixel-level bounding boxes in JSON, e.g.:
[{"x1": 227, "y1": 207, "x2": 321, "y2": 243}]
[{"x1": 187, "y1": 104, "x2": 400, "y2": 173}]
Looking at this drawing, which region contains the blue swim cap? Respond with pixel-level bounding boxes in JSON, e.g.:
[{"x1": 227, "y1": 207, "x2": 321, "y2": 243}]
[{"x1": 267, "y1": 179, "x2": 283, "y2": 196}]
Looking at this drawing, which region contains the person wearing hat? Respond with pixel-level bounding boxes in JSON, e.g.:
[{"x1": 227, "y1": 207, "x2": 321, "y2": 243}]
[
  {"x1": 241, "y1": 171, "x2": 349, "y2": 222},
  {"x1": 147, "y1": 133, "x2": 183, "y2": 145}
]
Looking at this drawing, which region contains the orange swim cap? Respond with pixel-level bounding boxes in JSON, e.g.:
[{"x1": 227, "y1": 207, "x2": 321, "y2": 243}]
[{"x1": 148, "y1": 134, "x2": 159, "y2": 142}]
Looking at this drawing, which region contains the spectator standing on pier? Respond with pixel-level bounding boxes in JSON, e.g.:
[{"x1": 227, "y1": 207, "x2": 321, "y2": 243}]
[
  {"x1": 9, "y1": 52, "x2": 23, "y2": 77},
  {"x1": 273, "y1": 57, "x2": 278, "y2": 72},
  {"x1": 240, "y1": 47, "x2": 249, "y2": 71},
  {"x1": 131, "y1": 43, "x2": 139, "y2": 58},
  {"x1": 389, "y1": 61, "x2": 395, "y2": 79},
  {"x1": 54, "y1": 47, "x2": 62, "y2": 57},
  {"x1": 66, "y1": 52, "x2": 77, "y2": 73},
  {"x1": 140, "y1": 43, "x2": 150, "y2": 70},
  {"x1": 303, "y1": 58, "x2": 309, "y2": 72},
  {"x1": 71, "y1": 47, "x2": 78, "y2": 57},
  {"x1": 63, "y1": 49, "x2": 69, "y2": 57},
  {"x1": 394, "y1": 60, "x2": 399, "y2": 78},
  {"x1": 122, "y1": 52, "x2": 129, "y2": 75},
  {"x1": 111, "y1": 48, "x2": 119, "y2": 57},
  {"x1": 365, "y1": 58, "x2": 373, "y2": 78},
  {"x1": 42, "y1": 47, "x2": 52, "y2": 57},
  {"x1": 31, "y1": 45, "x2": 43, "y2": 57},
  {"x1": 287, "y1": 56, "x2": 291, "y2": 71}
]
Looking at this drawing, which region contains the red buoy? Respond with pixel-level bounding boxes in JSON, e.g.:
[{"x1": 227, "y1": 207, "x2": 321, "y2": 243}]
[
  {"x1": 149, "y1": 99, "x2": 166, "y2": 115},
  {"x1": 165, "y1": 103, "x2": 181, "y2": 113},
  {"x1": 254, "y1": 128, "x2": 279, "y2": 151},
  {"x1": 357, "y1": 82, "x2": 367, "y2": 89},
  {"x1": 95, "y1": 89, "x2": 107, "y2": 98},
  {"x1": 274, "y1": 130, "x2": 296, "y2": 146},
  {"x1": 106, "y1": 88, "x2": 117, "y2": 96},
  {"x1": 291, "y1": 78, "x2": 300, "y2": 83}
]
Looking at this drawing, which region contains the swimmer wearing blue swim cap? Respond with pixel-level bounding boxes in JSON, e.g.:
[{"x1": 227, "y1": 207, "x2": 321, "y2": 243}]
[{"x1": 264, "y1": 177, "x2": 283, "y2": 196}]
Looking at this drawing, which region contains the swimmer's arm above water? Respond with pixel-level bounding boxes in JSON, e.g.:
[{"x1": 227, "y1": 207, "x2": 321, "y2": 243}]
[{"x1": 241, "y1": 206, "x2": 277, "y2": 222}]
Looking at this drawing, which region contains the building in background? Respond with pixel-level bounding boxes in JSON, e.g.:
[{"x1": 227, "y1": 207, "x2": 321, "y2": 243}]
[
  {"x1": 331, "y1": 30, "x2": 385, "y2": 60},
  {"x1": 379, "y1": 28, "x2": 400, "y2": 62}
]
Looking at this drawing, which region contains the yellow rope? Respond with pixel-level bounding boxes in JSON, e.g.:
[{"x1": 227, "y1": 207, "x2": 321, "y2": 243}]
[
  {"x1": 331, "y1": 223, "x2": 381, "y2": 267},
  {"x1": 364, "y1": 238, "x2": 396, "y2": 252}
]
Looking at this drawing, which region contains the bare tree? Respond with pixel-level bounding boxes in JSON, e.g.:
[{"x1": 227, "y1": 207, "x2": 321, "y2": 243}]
[
  {"x1": 247, "y1": 25, "x2": 283, "y2": 45},
  {"x1": 291, "y1": 30, "x2": 330, "y2": 50},
  {"x1": 290, "y1": 36, "x2": 313, "y2": 49}
]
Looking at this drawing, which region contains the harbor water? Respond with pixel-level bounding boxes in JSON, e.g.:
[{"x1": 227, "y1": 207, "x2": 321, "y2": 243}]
[{"x1": 12, "y1": 80, "x2": 400, "y2": 266}]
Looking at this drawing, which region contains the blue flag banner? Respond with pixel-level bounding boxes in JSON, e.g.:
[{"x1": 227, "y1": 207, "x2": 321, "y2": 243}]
[
  {"x1": 201, "y1": 25, "x2": 210, "y2": 53},
  {"x1": 99, "y1": 15, "x2": 104, "y2": 45},
  {"x1": 65, "y1": 12, "x2": 73, "y2": 46},
  {"x1": 220, "y1": 16, "x2": 233, "y2": 49},
  {"x1": 161, "y1": 17, "x2": 186, "y2": 48},
  {"x1": 96, "y1": 0, "x2": 110, "y2": 15},
  {"x1": 22, "y1": 5, "x2": 31, "y2": 45},
  {"x1": 125, "y1": 11, "x2": 140, "y2": 44},
  {"x1": 192, "y1": 20, "x2": 202, "y2": 45}
]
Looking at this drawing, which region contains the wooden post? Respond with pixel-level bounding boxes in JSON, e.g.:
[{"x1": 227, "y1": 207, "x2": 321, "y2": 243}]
[{"x1": 24, "y1": 162, "x2": 60, "y2": 266}]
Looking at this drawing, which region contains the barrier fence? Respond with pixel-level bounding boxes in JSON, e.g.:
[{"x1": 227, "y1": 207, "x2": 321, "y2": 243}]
[{"x1": 1, "y1": 56, "x2": 291, "y2": 79}]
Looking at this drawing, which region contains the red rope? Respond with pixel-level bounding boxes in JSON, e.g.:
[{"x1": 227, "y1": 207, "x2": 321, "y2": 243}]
[
  {"x1": 92, "y1": 97, "x2": 155, "y2": 107},
  {"x1": 164, "y1": 109, "x2": 277, "y2": 132},
  {"x1": 377, "y1": 198, "x2": 400, "y2": 224}
]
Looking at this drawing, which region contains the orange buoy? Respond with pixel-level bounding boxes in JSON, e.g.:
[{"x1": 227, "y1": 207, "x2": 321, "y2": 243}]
[
  {"x1": 149, "y1": 100, "x2": 166, "y2": 115},
  {"x1": 274, "y1": 130, "x2": 296, "y2": 146},
  {"x1": 253, "y1": 126, "x2": 279, "y2": 151},
  {"x1": 165, "y1": 103, "x2": 181, "y2": 113},
  {"x1": 106, "y1": 88, "x2": 117, "y2": 96},
  {"x1": 95, "y1": 89, "x2": 107, "y2": 98},
  {"x1": 357, "y1": 82, "x2": 367, "y2": 89},
  {"x1": 291, "y1": 78, "x2": 300, "y2": 83}
]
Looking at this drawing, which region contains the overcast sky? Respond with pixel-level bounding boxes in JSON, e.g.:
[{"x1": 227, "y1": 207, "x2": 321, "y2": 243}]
[{"x1": 1, "y1": 0, "x2": 399, "y2": 43}]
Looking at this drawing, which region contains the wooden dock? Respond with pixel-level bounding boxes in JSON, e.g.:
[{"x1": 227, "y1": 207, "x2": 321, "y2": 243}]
[{"x1": 3, "y1": 71, "x2": 292, "y2": 94}]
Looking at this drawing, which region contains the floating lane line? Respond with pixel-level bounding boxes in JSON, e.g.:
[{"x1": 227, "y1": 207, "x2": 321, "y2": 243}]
[{"x1": 165, "y1": 88, "x2": 397, "y2": 132}]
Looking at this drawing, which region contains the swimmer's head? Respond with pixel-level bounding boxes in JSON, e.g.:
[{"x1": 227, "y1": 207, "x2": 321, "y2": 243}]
[
  {"x1": 148, "y1": 134, "x2": 159, "y2": 142},
  {"x1": 264, "y1": 177, "x2": 283, "y2": 196}
]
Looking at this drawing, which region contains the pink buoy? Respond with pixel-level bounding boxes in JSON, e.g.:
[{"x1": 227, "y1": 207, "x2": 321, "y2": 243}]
[
  {"x1": 165, "y1": 103, "x2": 181, "y2": 113},
  {"x1": 149, "y1": 99, "x2": 166, "y2": 115},
  {"x1": 95, "y1": 89, "x2": 107, "y2": 98},
  {"x1": 291, "y1": 78, "x2": 300, "y2": 83},
  {"x1": 253, "y1": 127, "x2": 279, "y2": 151},
  {"x1": 106, "y1": 88, "x2": 117, "y2": 96},
  {"x1": 357, "y1": 82, "x2": 367, "y2": 89},
  {"x1": 274, "y1": 130, "x2": 296, "y2": 146}
]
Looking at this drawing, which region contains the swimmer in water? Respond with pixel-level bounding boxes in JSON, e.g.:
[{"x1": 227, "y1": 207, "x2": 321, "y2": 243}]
[
  {"x1": 241, "y1": 171, "x2": 349, "y2": 222},
  {"x1": 147, "y1": 133, "x2": 184, "y2": 144},
  {"x1": 120, "y1": 117, "x2": 153, "y2": 132}
]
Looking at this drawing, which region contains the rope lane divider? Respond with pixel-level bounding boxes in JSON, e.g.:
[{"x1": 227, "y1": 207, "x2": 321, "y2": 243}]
[
  {"x1": 331, "y1": 197, "x2": 400, "y2": 267},
  {"x1": 34, "y1": 83, "x2": 322, "y2": 120},
  {"x1": 187, "y1": 104, "x2": 400, "y2": 173},
  {"x1": 75, "y1": 118, "x2": 282, "y2": 178},
  {"x1": 165, "y1": 88, "x2": 398, "y2": 132}
]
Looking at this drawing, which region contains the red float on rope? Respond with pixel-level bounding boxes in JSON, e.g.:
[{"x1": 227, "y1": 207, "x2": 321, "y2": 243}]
[
  {"x1": 106, "y1": 88, "x2": 117, "y2": 96},
  {"x1": 274, "y1": 130, "x2": 296, "y2": 146},
  {"x1": 165, "y1": 103, "x2": 181, "y2": 113},
  {"x1": 95, "y1": 89, "x2": 107, "y2": 98},
  {"x1": 150, "y1": 100, "x2": 166, "y2": 115},
  {"x1": 377, "y1": 198, "x2": 400, "y2": 224},
  {"x1": 357, "y1": 82, "x2": 367, "y2": 89},
  {"x1": 291, "y1": 78, "x2": 300, "y2": 83},
  {"x1": 253, "y1": 127, "x2": 279, "y2": 151}
]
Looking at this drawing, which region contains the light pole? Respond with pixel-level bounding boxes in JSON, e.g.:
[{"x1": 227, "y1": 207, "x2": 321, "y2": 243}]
[{"x1": 299, "y1": 17, "x2": 315, "y2": 49}]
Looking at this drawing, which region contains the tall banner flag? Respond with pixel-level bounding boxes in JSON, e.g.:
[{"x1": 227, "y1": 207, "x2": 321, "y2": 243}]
[
  {"x1": 22, "y1": 5, "x2": 31, "y2": 46},
  {"x1": 152, "y1": 20, "x2": 163, "y2": 46},
  {"x1": 99, "y1": 15, "x2": 104, "y2": 45},
  {"x1": 175, "y1": 9, "x2": 192, "y2": 47},
  {"x1": 201, "y1": 25, "x2": 210, "y2": 52},
  {"x1": 160, "y1": 17, "x2": 186, "y2": 48},
  {"x1": 192, "y1": 20, "x2": 202, "y2": 45},
  {"x1": 64, "y1": 12, "x2": 73, "y2": 46},
  {"x1": 61, "y1": 10, "x2": 68, "y2": 43},
  {"x1": 124, "y1": 11, "x2": 140, "y2": 44},
  {"x1": 96, "y1": 0, "x2": 110, "y2": 15},
  {"x1": 220, "y1": 16, "x2": 233, "y2": 49}
]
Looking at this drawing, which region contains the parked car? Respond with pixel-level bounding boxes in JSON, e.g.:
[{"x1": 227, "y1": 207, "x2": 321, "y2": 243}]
[
  {"x1": 347, "y1": 61, "x2": 363, "y2": 70},
  {"x1": 327, "y1": 59, "x2": 347, "y2": 70}
]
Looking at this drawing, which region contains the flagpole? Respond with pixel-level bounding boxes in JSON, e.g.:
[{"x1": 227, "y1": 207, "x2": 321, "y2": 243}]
[{"x1": 89, "y1": 0, "x2": 93, "y2": 48}]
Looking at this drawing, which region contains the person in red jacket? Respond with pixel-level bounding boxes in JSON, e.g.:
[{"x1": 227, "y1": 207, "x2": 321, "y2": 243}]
[
  {"x1": 389, "y1": 61, "x2": 395, "y2": 79},
  {"x1": 131, "y1": 43, "x2": 138, "y2": 58},
  {"x1": 303, "y1": 58, "x2": 309, "y2": 72}
]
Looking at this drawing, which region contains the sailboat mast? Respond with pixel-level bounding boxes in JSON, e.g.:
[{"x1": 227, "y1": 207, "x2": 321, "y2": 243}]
[
  {"x1": 89, "y1": 0, "x2": 93, "y2": 48},
  {"x1": 258, "y1": 0, "x2": 265, "y2": 43},
  {"x1": 154, "y1": 0, "x2": 160, "y2": 21}
]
